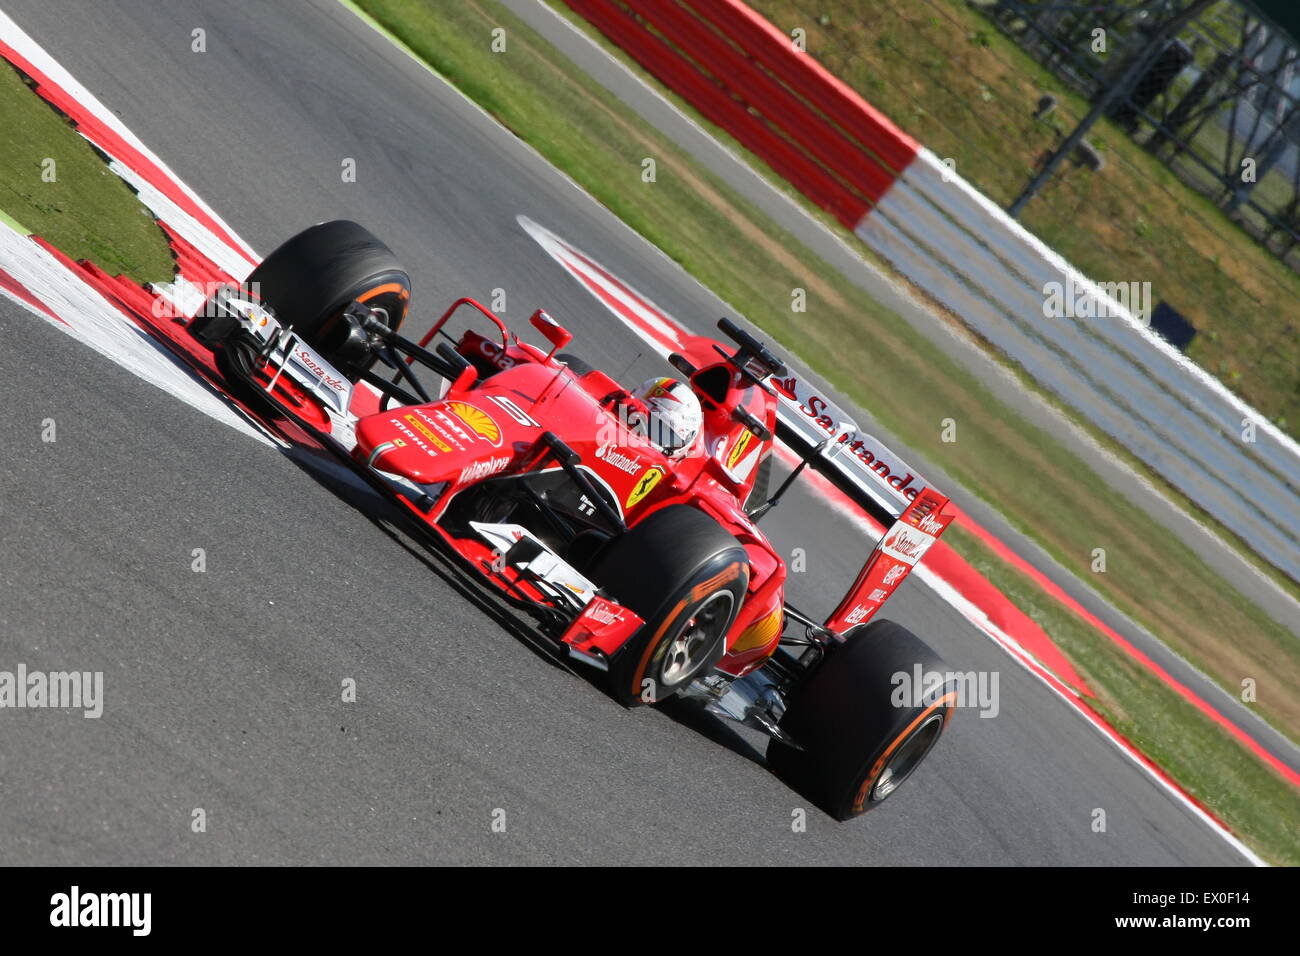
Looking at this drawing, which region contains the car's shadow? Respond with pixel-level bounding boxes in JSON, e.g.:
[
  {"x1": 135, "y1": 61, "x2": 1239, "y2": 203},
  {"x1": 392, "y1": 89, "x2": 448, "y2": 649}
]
[
  {"x1": 278, "y1": 440, "x2": 771, "y2": 771},
  {"x1": 279, "y1": 443, "x2": 577, "y2": 674},
  {"x1": 655, "y1": 697, "x2": 768, "y2": 766}
]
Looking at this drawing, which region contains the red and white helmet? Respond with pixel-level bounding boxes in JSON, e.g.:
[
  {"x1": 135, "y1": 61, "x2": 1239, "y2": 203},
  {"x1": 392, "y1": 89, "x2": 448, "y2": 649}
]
[{"x1": 628, "y1": 377, "x2": 702, "y2": 458}]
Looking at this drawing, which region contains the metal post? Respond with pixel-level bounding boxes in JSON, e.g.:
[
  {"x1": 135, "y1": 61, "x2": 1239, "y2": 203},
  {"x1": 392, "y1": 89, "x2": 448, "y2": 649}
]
[{"x1": 1008, "y1": 0, "x2": 1216, "y2": 218}]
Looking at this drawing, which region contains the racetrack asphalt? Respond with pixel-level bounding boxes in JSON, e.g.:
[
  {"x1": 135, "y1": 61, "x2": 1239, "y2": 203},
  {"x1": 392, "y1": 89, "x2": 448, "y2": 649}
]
[{"x1": 0, "y1": 0, "x2": 1249, "y2": 864}]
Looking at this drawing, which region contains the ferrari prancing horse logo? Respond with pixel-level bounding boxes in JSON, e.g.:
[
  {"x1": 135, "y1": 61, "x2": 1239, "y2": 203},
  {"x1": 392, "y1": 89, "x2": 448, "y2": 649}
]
[{"x1": 626, "y1": 467, "x2": 664, "y2": 508}]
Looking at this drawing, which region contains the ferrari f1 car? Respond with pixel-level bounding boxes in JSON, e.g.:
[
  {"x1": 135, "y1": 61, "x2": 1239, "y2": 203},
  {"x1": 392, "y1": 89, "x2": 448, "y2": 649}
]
[{"x1": 187, "y1": 221, "x2": 962, "y2": 819}]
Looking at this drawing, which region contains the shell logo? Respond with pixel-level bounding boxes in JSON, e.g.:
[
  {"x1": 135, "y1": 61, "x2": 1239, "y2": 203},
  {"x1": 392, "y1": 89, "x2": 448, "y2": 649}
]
[
  {"x1": 731, "y1": 606, "x2": 783, "y2": 653},
  {"x1": 447, "y1": 402, "x2": 501, "y2": 446}
]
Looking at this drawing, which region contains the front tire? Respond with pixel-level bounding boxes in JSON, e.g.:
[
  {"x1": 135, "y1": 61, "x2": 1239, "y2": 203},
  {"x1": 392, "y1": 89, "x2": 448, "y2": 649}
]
[
  {"x1": 767, "y1": 619, "x2": 956, "y2": 819},
  {"x1": 587, "y1": 505, "x2": 749, "y2": 706},
  {"x1": 242, "y1": 220, "x2": 410, "y2": 372}
]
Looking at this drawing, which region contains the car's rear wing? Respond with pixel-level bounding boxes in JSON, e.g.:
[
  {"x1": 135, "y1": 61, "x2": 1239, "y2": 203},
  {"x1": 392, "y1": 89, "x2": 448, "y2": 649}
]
[
  {"x1": 768, "y1": 369, "x2": 931, "y2": 523},
  {"x1": 765, "y1": 366, "x2": 954, "y2": 633}
]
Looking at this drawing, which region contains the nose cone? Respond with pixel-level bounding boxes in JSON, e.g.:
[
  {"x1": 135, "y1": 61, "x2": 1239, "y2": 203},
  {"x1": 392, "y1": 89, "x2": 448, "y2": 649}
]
[
  {"x1": 353, "y1": 406, "x2": 463, "y2": 482},
  {"x1": 354, "y1": 400, "x2": 519, "y2": 484}
]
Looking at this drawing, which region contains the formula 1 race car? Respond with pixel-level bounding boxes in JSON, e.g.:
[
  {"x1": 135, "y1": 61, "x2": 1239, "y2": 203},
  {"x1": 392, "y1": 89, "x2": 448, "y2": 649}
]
[{"x1": 186, "y1": 221, "x2": 961, "y2": 819}]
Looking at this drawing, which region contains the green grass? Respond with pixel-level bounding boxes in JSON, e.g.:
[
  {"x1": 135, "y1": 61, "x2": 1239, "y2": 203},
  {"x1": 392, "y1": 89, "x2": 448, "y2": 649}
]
[
  {"x1": 348, "y1": 0, "x2": 1300, "y2": 749},
  {"x1": 749, "y1": 0, "x2": 1300, "y2": 432},
  {"x1": 0, "y1": 62, "x2": 173, "y2": 283},
  {"x1": 948, "y1": 523, "x2": 1300, "y2": 866}
]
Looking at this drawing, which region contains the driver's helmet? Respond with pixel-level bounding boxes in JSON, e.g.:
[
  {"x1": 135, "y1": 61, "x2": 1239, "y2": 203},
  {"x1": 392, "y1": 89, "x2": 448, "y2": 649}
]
[{"x1": 627, "y1": 377, "x2": 702, "y2": 458}]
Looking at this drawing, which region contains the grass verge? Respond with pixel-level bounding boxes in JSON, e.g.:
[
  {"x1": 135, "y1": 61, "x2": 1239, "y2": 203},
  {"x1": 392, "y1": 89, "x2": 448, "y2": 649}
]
[{"x1": 0, "y1": 62, "x2": 173, "y2": 283}]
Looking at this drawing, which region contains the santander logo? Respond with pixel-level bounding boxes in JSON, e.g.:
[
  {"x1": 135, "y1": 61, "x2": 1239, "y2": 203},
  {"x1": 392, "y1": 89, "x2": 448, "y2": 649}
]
[
  {"x1": 885, "y1": 528, "x2": 924, "y2": 560},
  {"x1": 880, "y1": 524, "x2": 936, "y2": 567},
  {"x1": 586, "y1": 599, "x2": 623, "y2": 626},
  {"x1": 774, "y1": 376, "x2": 923, "y2": 501},
  {"x1": 294, "y1": 347, "x2": 346, "y2": 393},
  {"x1": 594, "y1": 442, "x2": 642, "y2": 475}
]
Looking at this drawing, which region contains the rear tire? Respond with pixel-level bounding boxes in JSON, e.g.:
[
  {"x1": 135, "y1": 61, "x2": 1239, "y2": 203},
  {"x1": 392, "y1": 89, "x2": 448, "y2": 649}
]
[
  {"x1": 767, "y1": 619, "x2": 956, "y2": 819},
  {"x1": 587, "y1": 505, "x2": 748, "y2": 706},
  {"x1": 242, "y1": 220, "x2": 410, "y2": 370}
]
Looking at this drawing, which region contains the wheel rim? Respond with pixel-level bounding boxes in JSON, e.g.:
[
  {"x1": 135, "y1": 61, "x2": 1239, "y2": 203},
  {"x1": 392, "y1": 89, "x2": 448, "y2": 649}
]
[
  {"x1": 658, "y1": 591, "x2": 734, "y2": 687},
  {"x1": 871, "y1": 711, "x2": 946, "y2": 801}
]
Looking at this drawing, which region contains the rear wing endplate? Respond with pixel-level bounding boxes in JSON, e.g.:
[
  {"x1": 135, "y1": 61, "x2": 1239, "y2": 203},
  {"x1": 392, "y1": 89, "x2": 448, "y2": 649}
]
[{"x1": 822, "y1": 488, "x2": 953, "y2": 633}]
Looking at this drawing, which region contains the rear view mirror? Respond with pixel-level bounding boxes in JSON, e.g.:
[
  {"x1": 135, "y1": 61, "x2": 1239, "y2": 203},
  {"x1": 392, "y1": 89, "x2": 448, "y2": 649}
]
[{"x1": 530, "y1": 309, "x2": 573, "y2": 357}]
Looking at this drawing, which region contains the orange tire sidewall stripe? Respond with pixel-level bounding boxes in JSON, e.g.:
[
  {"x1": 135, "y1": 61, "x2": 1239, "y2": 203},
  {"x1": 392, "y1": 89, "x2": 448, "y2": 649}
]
[
  {"x1": 628, "y1": 561, "x2": 745, "y2": 701},
  {"x1": 317, "y1": 282, "x2": 410, "y2": 338},
  {"x1": 853, "y1": 690, "x2": 957, "y2": 812},
  {"x1": 358, "y1": 282, "x2": 409, "y2": 302},
  {"x1": 629, "y1": 597, "x2": 688, "y2": 699}
]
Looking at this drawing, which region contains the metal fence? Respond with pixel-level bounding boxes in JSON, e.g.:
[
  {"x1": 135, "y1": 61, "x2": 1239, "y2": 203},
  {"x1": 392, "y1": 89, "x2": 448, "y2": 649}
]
[
  {"x1": 987, "y1": 0, "x2": 1300, "y2": 263},
  {"x1": 749, "y1": 0, "x2": 1300, "y2": 434}
]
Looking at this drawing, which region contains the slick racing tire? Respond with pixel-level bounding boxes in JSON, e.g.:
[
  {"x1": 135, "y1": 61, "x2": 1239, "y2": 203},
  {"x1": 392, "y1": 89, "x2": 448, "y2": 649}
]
[
  {"x1": 243, "y1": 220, "x2": 410, "y2": 372},
  {"x1": 588, "y1": 505, "x2": 748, "y2": 707},
  {"x1": 767, "y1": 620, "x2": 956, "y2": 820}
]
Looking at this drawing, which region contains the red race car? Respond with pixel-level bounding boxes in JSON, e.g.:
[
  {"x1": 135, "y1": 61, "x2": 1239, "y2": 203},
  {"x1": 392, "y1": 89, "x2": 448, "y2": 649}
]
[{"x1": 186, "y1": 221, "x2": 962, "y2": 819}]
